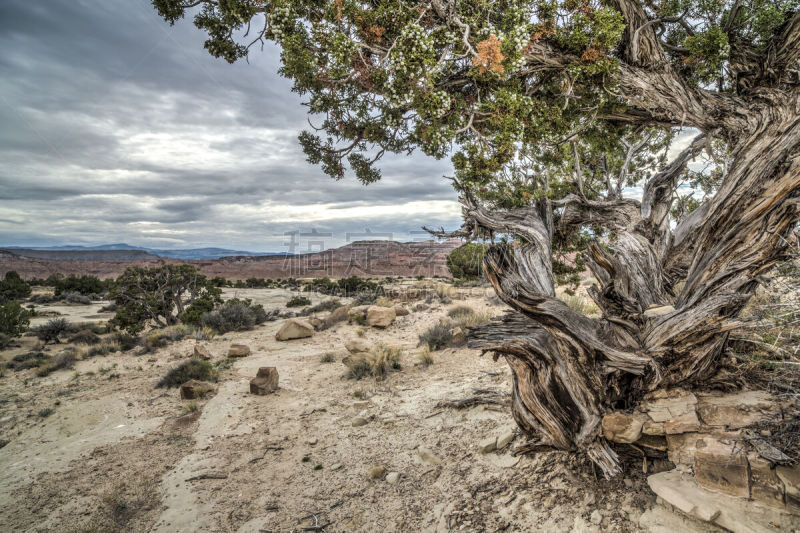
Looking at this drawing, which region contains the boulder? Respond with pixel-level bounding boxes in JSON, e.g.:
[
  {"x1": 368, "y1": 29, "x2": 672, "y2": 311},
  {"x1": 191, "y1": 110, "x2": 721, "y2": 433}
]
[
  {"x1": 275, "y1": 318, "x2": 314, "y2": 341},
  {"x1": 393, "y1": 305, "x2": 410, "y2": 316},
  {"x1": 602, "y1": 412, "x2": 645, "y2": 443},
  {"x1": 352, "y1": 416, "x2": 369, "y2": 427},
  {"x1": 450, "y1": 326, "x2": 466, "y2": 345},
  {"x1": 497, "y1": 429, "x2": 515, "y2": 449},
  {"x1": 320, "y1": 305, "x2": 351, "y2": 329},
  {"x1": 366, "y1": 306, "x2": 396, "y2": 328},
  {"x1": 345, "y1": 338, "x2": 371, "y2": 354},
  {"x1": 228, "y1": 344, "x2": 251, "y2": 357},
  {"x1": 193, "y1": 344, "x2": 213, "y2": 360},
  {"x1": 777, "y1": 465, "x2": 800, "y2": 510},
  {"x1": 180, "y1": 380, "x2": 215, "y2": 400},
  {"x1": 250, "y1": 367, "x2": 279, "y2": 395},
  {"x1": 693, "y1": 438, "x2": 750, "y2": 497},
  {"x1": 348, "y1": 305, "x2": 370, "y2": 323}
]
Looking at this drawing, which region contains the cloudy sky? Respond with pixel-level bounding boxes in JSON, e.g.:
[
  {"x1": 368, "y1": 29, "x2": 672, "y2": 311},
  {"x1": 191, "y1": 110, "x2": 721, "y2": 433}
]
[{"x1": 0, "y1": 0, "x2": 459, "y2": 252}]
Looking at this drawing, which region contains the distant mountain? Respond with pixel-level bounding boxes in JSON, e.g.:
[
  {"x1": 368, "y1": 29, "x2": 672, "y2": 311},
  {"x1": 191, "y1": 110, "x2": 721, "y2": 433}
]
[{"x1": 2, "y1": 244, "x2": 287, "y2": 260}]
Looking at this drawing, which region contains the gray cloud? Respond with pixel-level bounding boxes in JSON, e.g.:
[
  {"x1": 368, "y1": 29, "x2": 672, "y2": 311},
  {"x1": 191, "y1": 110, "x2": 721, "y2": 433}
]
[{"x1": 0, "y1": 0, "x2": 460, "y2": 251}]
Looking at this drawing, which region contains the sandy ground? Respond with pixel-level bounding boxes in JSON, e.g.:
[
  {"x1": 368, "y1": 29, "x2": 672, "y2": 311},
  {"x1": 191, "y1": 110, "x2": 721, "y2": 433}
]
[{"x1": 0, "y1": 288, "x2": 694, "y2": 532}]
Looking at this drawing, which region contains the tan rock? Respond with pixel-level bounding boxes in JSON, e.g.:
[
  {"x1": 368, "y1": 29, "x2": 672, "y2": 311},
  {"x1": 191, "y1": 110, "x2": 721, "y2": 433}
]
[
  {"x1": 664, "y1": 411, "x2": 701, "y2": 434},
  {"x1": 320, "y1": 305, "x2": 351, "y2": 329},
  {"x1": 348, "y1": 305, "x2": 370, "y2": 322},
  {"x1": 179, "y1": 380, "x2": 215, "y2": 400},
  {"x1": 450, "y1": 326, "x2": 466, "y2": 345},
  {"x1": 275, "y1": 318, "x2": 314, "y2": 341},
  {"x1": 697, "y1": 391, "x2": 775, "y2": 429},
  {"x1": 393, "y1": 305, "x2": 410, "y2": 316},
  {"x1": 643, "y1": 390, "x2": 698, "y2": 422},
  {"x1": 497, "y1": 429, "x2": 515, "y2": 449},
  {"x1": 385, "y1": 471, "x2": 400, "y2": 484},
  {"x1": 418, "y1": 446, "x2": 442, "y2": 465},
  {"x1": 250, "y1": 367, "x2": 279, "y2": 395},
  {"x1": 228, "y1": 344, "x2": 251, "y2": 357},
  {"x1": 193, "y1": 344, "x2": 212, "y2": 360},
  {"x1": 344, "y1": 338, "x2": 371, "y2": 354},
  {"x1": 352, "y1": 416, "x2": 369, "y2": 427},
  {"x1": 602, "y1": 412, "x2": 645, "y2": 443},
  {"x1": 366, "y1": 306, "x2": 396, "y2": 328},
  {"x1": 642, "y1": 420, "x2": 665, "y2": 435},
  {"x1": 637, "y1": 435, "x2": 668, "y2": 452},
  {"x1": 479, "y1": 436, "x2": 497, "y2": 453},
  {"x1": 749, "y1": 454, "x2": 785, "y2": 509},
  {"x1": 693, "y1": 438, "x2": 749, "y2": 497},
  {"x1": 368, "y1": 466, "x2": 386, "y2": 480},
  {"x1": 777, "y1": 465, "x2": 800, "y2": 510}
]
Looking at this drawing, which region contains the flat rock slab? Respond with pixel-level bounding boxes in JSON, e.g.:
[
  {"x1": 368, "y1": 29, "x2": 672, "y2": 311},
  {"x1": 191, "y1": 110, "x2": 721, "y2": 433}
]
[{"x1": 228, "y1": 344, "x2": 251, "y2": 357}]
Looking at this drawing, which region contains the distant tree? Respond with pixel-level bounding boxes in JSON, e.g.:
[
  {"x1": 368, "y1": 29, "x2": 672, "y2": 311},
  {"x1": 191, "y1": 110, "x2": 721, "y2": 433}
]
[
  {"x1": 0, "y1": 271, "x2": 32, "y2": 302},
  {"x1": 109, "y1": 265, "x2": 221, "y2": 334},
  {"x1": 0, "y1": 300, "x2": 31, "y2": 337},
  {"x1": 446, "y1": 244, "x2": 488, "y2": 279},
  {"x1": 54, "y1": 274, "x2": 106, "y2": 297}
]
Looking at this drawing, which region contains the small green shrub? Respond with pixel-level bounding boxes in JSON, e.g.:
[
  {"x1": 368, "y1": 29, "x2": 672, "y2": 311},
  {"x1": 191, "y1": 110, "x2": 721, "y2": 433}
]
[
  {"x1": 0, "y1": 271, "x2": 31, "y2": 301},
  {"x1": 156, "y1": 359, "x2": 218, "y2": 388},
  {"x1": 418, "y1": 323, "x2": 454, "y2": 351},
  {"x1": 0, "y1": 300, "x2": 31, "y2": 337},
  {"x1": 298, "y1": 299, "x2": 342, "y2": 315},
  {"x1": 286, "y1": 295, "x2": 312, "y2": 308},
  {"x1": 179, "y1": 295, "x2": 217, "y2": 326},
  {"x1": 320, "y1": 352, "x2": 336, "y2": 363},
  {"x1": 446, "y1": 244, "x2": 488, "y2": 279},
  {"x1": 447, "y1": 305, "x2": 474, "y2": 319},
  {"x1": 59, "y1": 291, "x2": 91, "y2": 305},
  {"x1": 201, "y1": 299, "x2": 267, "y2": 333},
  {"x1": 38, "y1": 407, "x2": 54, "y2": 418},
  {"x1": 85, "y1": 341, "x2": 120, "y2": 358},
  {"x1": 114, "y1": 332, "x2": 138, "y2": 351}
]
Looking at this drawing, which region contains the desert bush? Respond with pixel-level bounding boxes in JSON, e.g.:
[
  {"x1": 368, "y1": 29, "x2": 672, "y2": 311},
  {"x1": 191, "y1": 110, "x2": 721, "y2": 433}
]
[
  {"x1": 54, "y1": 274, "x2": 107, "y2": 297},
  {"x1": 59, "y1": 291, "x2": 90, "y2": 305},
  {"x1": 141, "y1": 325, "x2": 190, "y2": 353},
  {"x1": 343, "y1": 344, "x2": 403, "y2": 380},
  {"x1": 418, "y1": 323, "x2": 454, "y2": 351},
  {"x1": 67, "y1": 477, "x2": 160, "y2": 533},
  {"x1": 28, "y1": 293, "x2": 57, "y2": 304},
  {"x1": 7, "y1": 351, "x2": 50, "y2": 371},
  {"x1": 558, "y1": 293, "x2": 599, "y2": 317},
  {"x1": 286, "y1": 295, "x2": 312, "y2": 308},
  {"x1": 446, "y1": 244, "x2": 488, "y2": 279},
  {"x1": 99, "y1": 302, "x2": 117, "y2": 312},
  {"x1": 298, "y1": 299, "x2": 342, "y2": 316},
  {"x1": 156, "y1": 359, "x2": 218, "y2": 388},
  {"x1": 417, "y1": 346, "x2": 434, "y2": 367},
  {"x1": 201, "y1": 299, "x2": 266, "y2": 333},
  {"x1": 192, "y1": 326, "x2": 216, "y2": 341},
  {"x1": 37, "y1": 349, "x2": 77, "y2": 376},
  {"x1": 114, "y1": 332, "x2": 138, "y2": 351},
  {"x1": 447, "y1": 305, "x2": 474, "y2": 319},
  {"x1": 69, "y1": 329, "x2": 101, "y2": 345},
  {"x1": 0, "y1": 271, "x2": 31, "y2": 301},
  {"x1": 0, "y1": 300, "x2": 31, "y2": 337},
  {"x1": 0, "y1": 333, "x2": 11, "y2": 350},
  {"x1": 179, "y1": 295, "x2": 217, "y2": 326},
  {"x1": 38, "y1": 407, "x2": 54, "y2": 418},
  {"x1": 320, "y1": 352, "x2": 336, "y2": 363},
  {"x1": 35, "y1": 318, "x2": 72, "y2": 344},
  {"x1": 85, "y1": 341, "x2": 120, "y2": 358}
]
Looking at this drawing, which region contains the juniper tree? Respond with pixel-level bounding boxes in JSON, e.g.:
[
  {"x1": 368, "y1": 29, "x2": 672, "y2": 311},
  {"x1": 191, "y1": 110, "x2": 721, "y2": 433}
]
[{"x1": 153, "y1": 0, "x2": 800, "y2": 476}]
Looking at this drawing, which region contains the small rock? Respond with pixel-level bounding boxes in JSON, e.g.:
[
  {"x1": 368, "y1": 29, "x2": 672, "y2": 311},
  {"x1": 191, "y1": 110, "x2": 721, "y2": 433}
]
[
  {"x1": 193, "y1": 344, "x2": 212, "y2": 360},
  {"x1": 345, "y1": 338, "x2": 371, "y2": 354},
  {"x1": 250, "y1": 367, "x2": 279, "y2": 395},
  {"x1": 368, "y1": 466, "x2": 386, "y2": 480},
  {"x1": 479, "y1": 436, "x2": 497, "y2": 454},
  {"x1": 352, "y1": 417, "x2": 369, "y2": 427},
  {"x1": 623, "y1": 478, "x2": 633, "y2": 488},
  {"x1": 275, "y1": 318, "x2": 315, "y2": 341},
  {"x1": 366, "y1": 306, "x2": 396, "y2": 328},
  {"x1": 180, "y1": 380, "x2": 215, "y2": 400},
  {"x1": 418, "y1": 446, "x2": 442, "y2": 465},
  {"x1": 228, "y1": 344, "x2": 251, "y2": 357},
  {"x1": 393, "y1": 305, "x2": 410, "y2": 316},
  {"x1": 307, "y1": 438, "x2": 318, "y2": 446},
  {"x1": 496, "y1": 430, "x2": 515, "y2": 449},
  {"x1": 590, "y1": 510, "x2": 603, "y2": 525},
  {"x1": 602, "y1": 412, "x2": 645, "y2": 443},
  {"x1": 386, "y1": 472, "x2": 400, "y2": 484},
  {"x1": 330, "y1": 463, "x2": 343, "y2": 471}
]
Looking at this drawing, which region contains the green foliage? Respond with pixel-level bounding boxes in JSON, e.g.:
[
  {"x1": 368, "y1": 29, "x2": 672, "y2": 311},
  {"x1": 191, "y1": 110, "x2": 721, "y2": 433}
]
[
  {"x1": 305, "y1": 276, "x2": 382, "y2": 298},
  {"x1": 200, "y1": 298, "x2": 267, "y2": 333},
  {"x1": 286, "y1": 295, "x2": 312, "y2": 308},
  {"x1": 156, "y1": 359, "x2": 218, "y2": 388},
  {"x1": 109, "y1": 265, "x2": 221, "y2": 334},
  {"x1": 0, "y1": 300, "x2": 31, "y2": 337},
  {"x1": 179, "y1": 295, "x2": 217, "y2": 326},
  {"x1": 35, "y1": 318, "x2": 72, "y2": 344},
  {"x1": 54, "y1": 275, "x2": 106, "y2": 297},
  {"x1": 447, "y1": 244, "x2": 488, "y2": 279},
  {"x1": 0, "y1": 271, "x2": 31, "y2": 302}
]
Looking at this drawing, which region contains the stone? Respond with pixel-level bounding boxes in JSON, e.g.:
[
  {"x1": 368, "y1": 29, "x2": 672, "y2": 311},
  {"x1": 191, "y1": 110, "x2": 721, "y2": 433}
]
[
  {"x1": 418, "y1": 446, "x2": 442, "y2": 465},
  {"x1": 696, "y1": 391, "x2": 775, "y2": 429},
  {"x1": 693, "y1": 438, "x2": 749, "y2": 497},
  {"x1": 228, "y1": 344, "x2": 251, "y2": 357},
  {"x1": 352, "y1": 416, "x2": 369, "y2": 427},
  {"x1": 643, "y1": 305, "x2": 675, "y2": 318},
  {"x1": 250, "y1": 367, "x2": 279, "y2": 395},
  {"x1": 589, "y1": 510, "x2": 603, "y2": 525},
  {"x1": 749, "y1": 454, "x2": 785, "y2": 509},
  {"x1": 368, "y1": 466, "x2": 386, "y2": 480},
  {"x1": 450, "y1": 326, "x2": 466, "y2": 344},
  {"x1": 386, "y1": 472, "x2": 400, "y2": 484},
  {"x1": 637, "y1": 435, "x2": 668, "y2": 452},
  {"x1": 330, "y1": 463, "x2": 343, "y2": 471},
  {"x1": 479, "y1": 436, "x2": 497, "y2": 453},
  {"x1": 345, "y1": 338, "x2": 371, "y2": 354},
  {"x1": 393, "y1": 305, "x2": 410, "y2": 316},
  {"x1": 275, "y1": 318, "x2": 314, "y2": 341},
  {"x1": 643, "y1": 390, "x2": 698, "y2": 423},
  {"x1": 497, "y1": 429, "x2": 515, "y2": 449},
  {"x1": 366, "y1": 306, "x2": 396, "y2": 328},
  {"x1": 307, "y1": 437, "x2": 318, "y2": 446},
  {"x1": 602, "y1": 412, "x2": 645, "y2": 443},
  {"x1": 179, "y1": 380, "x2": 214, "y2": 400},
  {"x1": 308, "y1": 317, "x2": 324, "y2": 329},
  {"x1": 664, "y1": 411, "x2": 701, "y2": 434},
  {"x1": 777, "y1": 465, "x2": 800, "y2": 509},
  {"x1": 321, "y1": 305, "x2": 351, "y2": 329},
  {"x1": 642, "y1": 420, "x2": 666, "y2": 435},
  {"x1": 193, "y1": 344, "x2": 212, "y2": 360}
]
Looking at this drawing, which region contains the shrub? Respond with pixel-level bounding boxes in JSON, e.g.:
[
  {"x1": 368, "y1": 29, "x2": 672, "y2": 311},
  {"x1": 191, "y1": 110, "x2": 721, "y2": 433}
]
[
  {"x1": 286, "y1": 295, "x2": 312, "y2": 308},
  {"x1": 0, "y1": 333, "x2": 11, "y2": 350},
  {"x1": 0, "y1": 271, "x2": 31, "y2": 301},
  {"x1": 298, "y1": 299, "x2": 342, "y2": 316},
  {"x1": 35, "y1": 318, "x2": 72, "y2": 344},
  {"x1": 320, "y1": 352, "x2": 336, "y2": 363},
  {"x1": 179, "y1": 295, "x2": 217, "y2": 326},
  {"x1": 201, "y1": 299, "x2": 266, "y2": 333},
  {"x1": 114, "y1": 332, "x2": 139, "y2": 351},
  {"x1": 54, "y1": 274, "x2": 106, "y2": 297},
  {"x1": 446, "y1": 244, "x2": 488, "y2": 279},
  {"x1": 28, "y1": 293, "x2": 57, "y2": 304},
  {"x1": 417, "y1": 346, "x2": 434, "y2": 367},
  {"x1": 85, "y1": 341, "x2": 120, "y2": 358},
  {"x1": 7, "y1": 351, "x2": 50, "y2": 371},
  {"x1": 99, "y1": 302, "x2": 117, "y2": 312},
  {"x1": 447, "y1": 305, "x2": 474, "y2": 319},
  {"x1": 59, "y1": 291, "x2": 91, "y2": 305},
  {"x1": 343, "y1": 344, "x2": 402, "y2": 380},
  {"x1": 68, "y1": 329, "x2": 101, "y2": 345},
  {"x1": 37, "y1": 349, "x2": 77, "y2": 376},
  {"x1": 141, "y1": 325, "x2": 190, "y2": 353},
  {"x1": 38, "y1": 407, "x2": 54, "y2": 418},
  {"x1": 452, "y1": 308, "x2": 492, "y2": 329},
  {"x1": 0, "y1": 300, "x2": 31, "y2": 337},
  {"x1": 192, "y1": 326, "x2": 215, "y2": 341},
  {"x1": 418, "y1": 323, "x2": 454, "y2": 351},
  {"x1": 156, "y1": 359, "x2": 218, "y2": 388}
]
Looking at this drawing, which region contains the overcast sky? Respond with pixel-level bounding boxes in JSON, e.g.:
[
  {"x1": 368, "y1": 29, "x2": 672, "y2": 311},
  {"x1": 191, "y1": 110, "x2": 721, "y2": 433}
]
[{"x1": 0, "y1": 0, "x2": 459, "y2": 252}]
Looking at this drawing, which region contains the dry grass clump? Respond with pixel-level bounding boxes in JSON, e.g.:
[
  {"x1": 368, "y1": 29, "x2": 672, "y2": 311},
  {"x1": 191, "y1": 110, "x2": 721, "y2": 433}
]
[
  {"x1": 156, "y1": 359, "x2": 218, "y2": 388},
  {"x1": 320, "y1": 352, "x2": 336, "y2": 363},
  {"x1": 452, "y1": 308, "x2": 492, "y2": 329},
  {"x1": 66, "y1": 477, "x2": 160, "y2": 533},
  {"x1": 558, "y1": 293, "x2": 600, "y2": 317},
  {"x1": 416, "y1": 346, "x2": 434, "y2": 368},
  {"x1": 418, "y1": 323, "x2": 454, "y2": 351},
  {"x1": 375, "y1": 296, "x2": 395, "y2": 307},
  {"x1": 343, "y1": 344, "x2": 402, "y2": 380}
]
